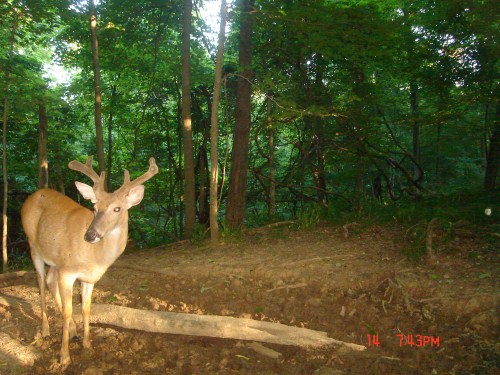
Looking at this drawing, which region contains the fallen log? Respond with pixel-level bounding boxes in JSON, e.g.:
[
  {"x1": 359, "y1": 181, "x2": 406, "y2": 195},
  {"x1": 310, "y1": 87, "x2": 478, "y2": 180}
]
[
  {"x1": 0, "y1": 270, "x2": 34, "y2": 282},
  {"x1": 88, "y1": 304, "x2": 366, "y2": 351},
  {"x1": 0, "y1": 294, "x2": 366, "y2": 351}
]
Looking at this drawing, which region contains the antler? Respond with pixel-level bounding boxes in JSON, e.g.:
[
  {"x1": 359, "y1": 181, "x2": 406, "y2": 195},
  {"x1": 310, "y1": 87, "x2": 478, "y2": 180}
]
[
  {"x1": 68, "y1": 156, "x2": 107, "y2": 193},
  {"x1": 118, "y1": 157, "x2": 158, "y2": 193}
]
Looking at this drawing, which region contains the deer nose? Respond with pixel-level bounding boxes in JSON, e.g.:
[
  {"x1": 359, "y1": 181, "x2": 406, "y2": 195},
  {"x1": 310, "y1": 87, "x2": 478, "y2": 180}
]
[{"x1": 84, "y1": 229, "x2": 101, "y2": 243}]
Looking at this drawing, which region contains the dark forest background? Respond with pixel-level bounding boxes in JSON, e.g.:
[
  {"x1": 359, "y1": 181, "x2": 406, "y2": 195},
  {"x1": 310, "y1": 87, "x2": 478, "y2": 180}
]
[{"x1": 1, "y1": 0, "x2": 498, "y2": 269}]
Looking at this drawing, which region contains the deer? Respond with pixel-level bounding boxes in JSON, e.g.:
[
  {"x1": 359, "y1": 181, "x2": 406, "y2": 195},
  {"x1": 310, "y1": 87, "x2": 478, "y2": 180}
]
[{"x1": 21, "y1": 156, "x2": 158, "y2": 366}]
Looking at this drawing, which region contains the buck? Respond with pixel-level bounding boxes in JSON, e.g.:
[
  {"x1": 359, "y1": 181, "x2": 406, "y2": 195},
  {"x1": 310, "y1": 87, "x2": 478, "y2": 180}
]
[{"x1": 21, "y1": 156, "x2": 158, "y2": 366}]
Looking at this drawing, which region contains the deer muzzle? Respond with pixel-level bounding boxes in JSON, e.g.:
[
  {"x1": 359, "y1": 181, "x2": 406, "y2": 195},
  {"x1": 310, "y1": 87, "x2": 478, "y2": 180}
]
[
  {"x1": 84, "y1": 228, "x2": 102, "y2": 243},
  {"x1": 84, "y1": 211, "x2": 105, "y2": 243}
]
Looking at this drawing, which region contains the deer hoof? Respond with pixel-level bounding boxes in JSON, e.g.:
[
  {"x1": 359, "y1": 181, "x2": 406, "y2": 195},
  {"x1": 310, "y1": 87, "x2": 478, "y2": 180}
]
[
  {"x1": 60, "y1": 351, "x2": 71, "y2": 367},
  {"x1": 83, "y1": 339, "x2": 91, "y2": 349}
]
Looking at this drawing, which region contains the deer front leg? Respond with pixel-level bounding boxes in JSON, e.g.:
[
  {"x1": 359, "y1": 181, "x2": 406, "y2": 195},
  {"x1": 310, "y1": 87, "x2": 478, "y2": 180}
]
[
  {"x1": 81, "y1": 281, "x2": 94, "y2": 349},
  {"x1": 58, "y1": 274, "x2": 76, "y2": 366}
]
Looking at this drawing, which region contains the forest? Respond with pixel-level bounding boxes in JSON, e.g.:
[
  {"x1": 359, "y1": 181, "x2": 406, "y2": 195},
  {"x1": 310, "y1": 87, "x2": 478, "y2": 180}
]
[
  {"x1": 1, "y1": 0, "x2": 499, "y2": 252},
  {"x1": 0, "y1": 0, "x2": 499, "y2": 373}
]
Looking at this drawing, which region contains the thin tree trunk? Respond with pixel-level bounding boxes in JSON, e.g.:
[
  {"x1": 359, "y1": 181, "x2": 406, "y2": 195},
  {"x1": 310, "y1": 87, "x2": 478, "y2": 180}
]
[
  {"x1": 89, "y1": 0, "x2": 105, "y2": 176},
  {"x1": 481, "y1": 104, "x2": 490, "y2": 165},
  {"x1": 106, "y1": 85, "x2": 116, "y2": 191},
  {"x1": 267, "y1": 99, "x2": 276, "y2": 218},
  {"x1": 1, "y1": 11, "x2": 17, "y2": 273},
  {"x1": 210, "y1": 0, "x2": 227, "y2": 244},
  {"x1": 181, "y1": 0, "x2": 196, "y2": 239},
  {"x1": 484, "y1": 102, "x2": 500, "y2": 191},
  {"x1": 2, "y1": 94, "x2": 9, "y2": 273},
  {"x1": 197, "y1": 144, "x2": 209, "y2": 226},
  {"x1": 38, "y1": 100, "x2": 48, "y2": 189},
  {"x1": 55, "y1": 162, "x2": 65, "y2": 194},
  {"x1": 165, "y1": 120, "x2": 178, "y2": 238},
  {"x1": 177, "y1": 108, "x2": 184, "y2": 237},
  {"x1": 225, "y1": 0, "x2": 254, "y2": 229}
]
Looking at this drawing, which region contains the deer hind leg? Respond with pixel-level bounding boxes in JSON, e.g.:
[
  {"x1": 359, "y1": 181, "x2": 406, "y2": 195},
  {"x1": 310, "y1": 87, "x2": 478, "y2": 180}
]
[
  {"x1": 81, "y1": 281, "x2": 94, "y2": 349},
  {"x1": 31, "y1": 253, "x2": 49, "y2": 337},
  {"x1": 47, "y1": 267, "x2": 77, "y2": 338},
  {"x1": 58, "y1": 272, "x2": 77, "y2": 366}
]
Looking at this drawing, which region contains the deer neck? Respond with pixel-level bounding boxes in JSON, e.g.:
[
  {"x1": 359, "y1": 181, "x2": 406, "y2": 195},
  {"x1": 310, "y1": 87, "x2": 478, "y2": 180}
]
[{"x1": 96, "y1": 219, "x2": 129, "y2": 267}]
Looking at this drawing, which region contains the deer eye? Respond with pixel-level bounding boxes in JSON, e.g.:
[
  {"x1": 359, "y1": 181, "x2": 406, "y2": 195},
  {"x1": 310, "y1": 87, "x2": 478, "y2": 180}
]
[{"x1": 113, "y1": 207, "x2": 121, "y2": 213}]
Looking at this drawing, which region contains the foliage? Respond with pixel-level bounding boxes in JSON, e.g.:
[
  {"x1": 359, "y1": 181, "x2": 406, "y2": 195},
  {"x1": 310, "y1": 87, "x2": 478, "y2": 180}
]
[{"x1": 0, "y1": 0, "x2": 498, "y2": 257}]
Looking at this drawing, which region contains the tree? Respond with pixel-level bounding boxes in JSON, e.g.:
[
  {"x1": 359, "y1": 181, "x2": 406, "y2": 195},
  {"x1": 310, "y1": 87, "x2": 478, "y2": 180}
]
[
  {"x1": 1, "y1": 6, "x2": 18, "y2": 273},
  {"x1": 226, "y1": 0, "x2": 254, "y2": 229},
  {"x1": 484, "y1": 103, "x2": 499, "y2": 191},
  {"x1": 181, "y1": 0, "x2": 196, "y2": 239},
  {"x1": 38, "y1": 98, "x2": 48, "y2": 189},
  {"x1": 210, "y1": 0, "x2": 228, "y2": 244},
  {"x1": 89, "y1": 0, "x2": 105, "y2": 175}
]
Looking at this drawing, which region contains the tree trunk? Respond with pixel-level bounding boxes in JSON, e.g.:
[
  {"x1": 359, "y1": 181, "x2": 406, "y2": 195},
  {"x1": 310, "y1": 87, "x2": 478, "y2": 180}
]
[
  {"x1": 165, "y1": 120, "x2": 178, "y2": 239},
  {"x1": 89, "y1": 0, "x2": 106, "y2": 176},
  {"x1": 2, "y1": 91, "x2": 9, "y2": 274},
  {"x1": 55, "y1": 162, "x2": 65, "y2": 194},
  {"x1": 267, "y1": 99, "x2": 276, "y2": 217},
  {"x1": 484, "y1": 102, "x2": 500, "y2": 191},
  {"x1": 181, "y1": 0, "x2": 196, "y2": 239},
  {"x1": 225, "y1": 0, "x2": 254, "y2": 229},
  {"x1": 481, "y1": 104, "x2": 490, "y2": 167},
  {"x1": 197, "y1": 137, "x2": 209, "y2": 226},
  {"x1": 37, "y1": 100, "x2": 48, "y2": 189},
  {"x1": 210, "y1": 0, "x2": 227, "y2": 244},
  {"x1": 1, "y1": 11, "x2": 17, "y2": 273},
  {"x1": 410, "y1": 80, "x2": 421, "y2": 183},
  {"x1": 106, "y1": 85, "x2": 116, "y2": 191}
]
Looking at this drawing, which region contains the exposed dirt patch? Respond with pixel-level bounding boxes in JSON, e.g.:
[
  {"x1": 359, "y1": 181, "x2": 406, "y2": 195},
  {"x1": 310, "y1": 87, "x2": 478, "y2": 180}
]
[{"x1": 0, "y1": 223, "x2": 498, "y2": 374}]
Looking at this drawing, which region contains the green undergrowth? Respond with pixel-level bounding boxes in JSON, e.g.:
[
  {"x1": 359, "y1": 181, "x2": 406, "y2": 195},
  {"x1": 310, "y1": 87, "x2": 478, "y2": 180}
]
[
  {"x1": 367, "y1": 190, "x2": 497, "y2": 260},
  {"x1": 289, "y1": 189, "x2": 499, "y2": 261}
]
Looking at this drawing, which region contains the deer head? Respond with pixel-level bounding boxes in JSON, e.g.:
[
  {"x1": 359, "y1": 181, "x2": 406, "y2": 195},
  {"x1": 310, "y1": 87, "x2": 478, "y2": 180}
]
[{"x1": 68, "y1": 156, "x2": 158, "y2": 243}]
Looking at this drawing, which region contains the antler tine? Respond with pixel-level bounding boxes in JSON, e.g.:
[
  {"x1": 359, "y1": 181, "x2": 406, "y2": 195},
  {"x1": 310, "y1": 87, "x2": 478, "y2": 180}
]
[
  {"x1": 123, "y1": 170, "x2": 130, "y2": 184},
  {"x1": 119, "y1": 157, "x2": 158, "y2": 193},
  {"x1": 68, "y1": 156, "x2": 106, "y2": 192}
]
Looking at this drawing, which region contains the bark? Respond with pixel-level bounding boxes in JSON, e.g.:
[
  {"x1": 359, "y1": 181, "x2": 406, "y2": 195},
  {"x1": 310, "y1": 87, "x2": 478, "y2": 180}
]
[
  {"x1": 38, "y1": 100, "x2": 48, "y2": 189},
  {"x1": 55, "y1": 162, "x2": 65, "y2": 194},
  {"x1": 197, "y1": 144, "x2": 209, "y2": 226},
  {"x1": 210, "y1": 0, "x2": 228, "y2": 244},
  {"x1": 484, "y1": 102, "x2": 500, "y2": 191},
  {"x1": 181, "y1": 0, "x2": 196, "y2": 239},
  {"x1": 89, "y1": 0, "x2": 106, "y2": 176},
  {"x1": 165, "y1": 123, "x2": 179, "y2": 238},
  {"x1": 2, "y1": 88, "x2": 9, "y2": 272},
  {"x1": 106, "y1": 86, "x2": 116, "y2": 191},
  {"x1": 2, "y1": 11, "x2": 17, "y2": 273},
  {"x1": 481, "y1": 104, "x2": 490, "y2": 164},
  {"x1": 225, "y1": 0, "x2": 254, "y2": 229},
  {"x1": 267, "y1": 99, "x2": 276, "y2": 217}
]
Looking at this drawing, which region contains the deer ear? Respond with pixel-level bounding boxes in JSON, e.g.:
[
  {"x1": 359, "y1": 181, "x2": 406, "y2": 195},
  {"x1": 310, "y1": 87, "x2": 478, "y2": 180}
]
[
  {"x1": 75, "y1": 181, "x2": 98, "y2": 203},
  {"x1": 126, "y1": 185, "x2": 144, "y2": 208}
]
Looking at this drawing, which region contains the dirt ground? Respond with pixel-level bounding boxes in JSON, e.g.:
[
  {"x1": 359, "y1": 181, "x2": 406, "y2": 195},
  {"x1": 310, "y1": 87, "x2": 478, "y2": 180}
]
[{"x1": 0, "y1": 223, "x2": 498, "y2": 374}]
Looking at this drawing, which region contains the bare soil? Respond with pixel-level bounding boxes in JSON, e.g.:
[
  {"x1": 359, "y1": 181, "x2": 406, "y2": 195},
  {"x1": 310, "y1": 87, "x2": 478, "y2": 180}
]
[{"x1": 0, "y1": 223, "x2": 498, "y2": 374}]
